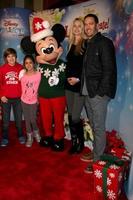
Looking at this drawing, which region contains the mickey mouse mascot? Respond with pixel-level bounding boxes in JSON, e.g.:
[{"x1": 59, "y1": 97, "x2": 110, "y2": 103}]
[{"x1": 21, "y1": 17, "x2": 66, "y2": 151}]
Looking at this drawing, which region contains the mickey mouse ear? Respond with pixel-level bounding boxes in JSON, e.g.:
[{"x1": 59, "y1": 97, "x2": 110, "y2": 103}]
[
  {"x1": 52, "y1": 24, "x2": 66, "y2": 44},
  {"x1": 21, "y1": 36, "x2": 35, "y2": 54}
]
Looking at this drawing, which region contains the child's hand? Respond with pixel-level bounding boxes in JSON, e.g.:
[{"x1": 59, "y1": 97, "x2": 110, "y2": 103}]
[{"x1": 1, "y1": 96, "x2": 8, "y2": 103}]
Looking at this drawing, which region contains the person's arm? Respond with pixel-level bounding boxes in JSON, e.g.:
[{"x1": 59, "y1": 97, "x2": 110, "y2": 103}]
[
  {"x1": 0, "y1": 68, "x2": 8, "y2": 103},
  {"x1": 19, "y1": 69, "x2": 26, "y2": 80},
  {"x1": 98, "y1": 39, "x2": 117, "y2": 97}
]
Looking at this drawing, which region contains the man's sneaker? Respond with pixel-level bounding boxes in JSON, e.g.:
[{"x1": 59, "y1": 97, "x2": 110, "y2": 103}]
[
  {"x1": 80, "y1": 152, "x2": 94, "y2": 162},
  {"x1": 0, "y1": 139, "x2": 9, "y2": 147},
  {"x1": 84, "y1": 164, "x2": 93, "y2": 174},
  {"x1": 19, "y1": 136, "x2": 25, "y2": 144}
]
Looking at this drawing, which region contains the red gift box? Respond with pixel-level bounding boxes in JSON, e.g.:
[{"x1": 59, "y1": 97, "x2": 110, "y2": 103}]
[{"x1": 93, "y1": 157, "x2": 125, "y2": 200}]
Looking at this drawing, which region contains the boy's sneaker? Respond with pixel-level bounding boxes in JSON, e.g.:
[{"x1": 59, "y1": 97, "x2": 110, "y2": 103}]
[
  {"x1": 0, "y1": 139, "x2": 9, "y2": 147},
  {"x1": 19, "y1": 136, "x2": 25, "y2": 144}
]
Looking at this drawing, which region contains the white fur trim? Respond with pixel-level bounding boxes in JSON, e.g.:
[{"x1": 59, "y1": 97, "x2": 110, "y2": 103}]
[
  {"x1": 31, "y1": 29, "x2": 53, "y2": 42},
  {"x1": 42, "y1": 21, "x2": 50, "y2": 28}
]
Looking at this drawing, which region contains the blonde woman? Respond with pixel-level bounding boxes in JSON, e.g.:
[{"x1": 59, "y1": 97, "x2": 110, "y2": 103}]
[{"x1": 65, "y1": 18, "x2": 86, "y2": 154}]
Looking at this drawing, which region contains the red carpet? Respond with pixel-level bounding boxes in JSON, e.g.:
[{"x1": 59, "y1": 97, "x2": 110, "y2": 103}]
[{"x1": 0, "y1": 123, "x2": 128, "y2": 200}]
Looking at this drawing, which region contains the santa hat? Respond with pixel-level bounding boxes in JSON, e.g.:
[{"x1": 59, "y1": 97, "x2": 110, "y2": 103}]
[{"x1": 31, "y1": 17, "x2": 53, "y2": 42}]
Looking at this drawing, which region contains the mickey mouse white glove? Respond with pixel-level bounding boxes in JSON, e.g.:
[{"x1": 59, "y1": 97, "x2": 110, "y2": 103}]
[{"x1": 19, "y1": 69, "x2": 26, "y2": 80}]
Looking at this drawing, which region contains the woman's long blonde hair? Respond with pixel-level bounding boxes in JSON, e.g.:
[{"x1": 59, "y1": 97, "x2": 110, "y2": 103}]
[{"x1": 68, "y1": 17, "x2": 85, "y2": 54}]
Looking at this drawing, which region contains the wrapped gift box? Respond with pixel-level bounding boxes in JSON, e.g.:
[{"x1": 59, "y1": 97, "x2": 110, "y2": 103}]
[{"x1": 93, "y1": 155, "x2": 125, "y2": 200}]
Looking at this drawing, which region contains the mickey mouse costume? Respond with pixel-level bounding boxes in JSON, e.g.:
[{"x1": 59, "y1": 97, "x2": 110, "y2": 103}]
[{"x1": 21, "y1": 17, "x2": 66, "y2": 151}]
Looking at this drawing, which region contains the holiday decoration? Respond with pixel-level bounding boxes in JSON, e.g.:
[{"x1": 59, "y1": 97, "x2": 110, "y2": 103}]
[{"x1": 93, "y1": 155, "x2": 125, "y2": 200}]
